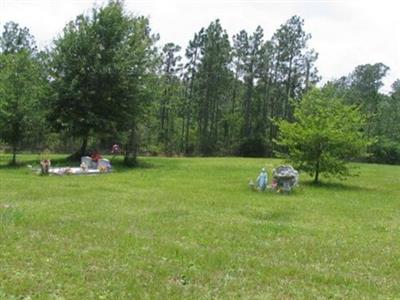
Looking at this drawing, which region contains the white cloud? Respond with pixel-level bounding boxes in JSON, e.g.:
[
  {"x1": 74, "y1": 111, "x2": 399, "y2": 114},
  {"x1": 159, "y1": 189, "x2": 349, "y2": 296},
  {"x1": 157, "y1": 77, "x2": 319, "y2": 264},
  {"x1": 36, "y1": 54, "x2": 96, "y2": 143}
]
[{"x1": 1, "y1": 0, "x2": 399, "y2": 91}]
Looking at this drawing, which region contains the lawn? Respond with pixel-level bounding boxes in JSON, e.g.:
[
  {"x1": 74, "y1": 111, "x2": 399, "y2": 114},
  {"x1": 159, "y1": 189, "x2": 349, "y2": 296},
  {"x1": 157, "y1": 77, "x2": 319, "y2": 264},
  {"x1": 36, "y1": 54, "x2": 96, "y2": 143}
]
[{"x1": 1, "y1": 155, "x2": 399, "y2": 299}]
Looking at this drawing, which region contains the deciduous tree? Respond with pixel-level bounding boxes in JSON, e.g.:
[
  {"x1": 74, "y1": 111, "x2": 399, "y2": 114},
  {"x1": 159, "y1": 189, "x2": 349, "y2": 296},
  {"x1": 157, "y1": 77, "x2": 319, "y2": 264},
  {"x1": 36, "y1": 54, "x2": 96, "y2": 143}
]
[
  {"x1": 50, "y1": 1, "x2": 158, "y2": 165},
  {"x1": 275, "y1": 88, "x2": 369, "y2": 183},
  {"x1": 0, "y1": 22, "x2": 45, "y2": 164}
]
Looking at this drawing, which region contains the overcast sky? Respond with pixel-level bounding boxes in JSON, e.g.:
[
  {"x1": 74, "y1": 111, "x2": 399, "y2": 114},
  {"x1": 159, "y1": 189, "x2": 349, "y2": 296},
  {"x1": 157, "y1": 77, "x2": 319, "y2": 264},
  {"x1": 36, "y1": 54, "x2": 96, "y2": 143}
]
[{"x1": 1, "y1": 0, "x2": 399, "y2": 92}]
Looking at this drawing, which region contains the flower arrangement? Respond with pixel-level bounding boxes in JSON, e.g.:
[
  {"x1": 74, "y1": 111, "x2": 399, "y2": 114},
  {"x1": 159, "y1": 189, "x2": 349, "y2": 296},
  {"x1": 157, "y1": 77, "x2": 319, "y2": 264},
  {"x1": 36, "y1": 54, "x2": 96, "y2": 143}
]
[
  {"x1": 98, "y1": 165, "x2": 107, "y2": 173},
  {"x1": 248, "y1": 179, "x2": 255, "y2": 191},
  {"x1": 80, "y1": 162, "x2": 88, "y2": 171},
  {"x1": 40, "y1": 159, "x2": 51, "y2": 175}
]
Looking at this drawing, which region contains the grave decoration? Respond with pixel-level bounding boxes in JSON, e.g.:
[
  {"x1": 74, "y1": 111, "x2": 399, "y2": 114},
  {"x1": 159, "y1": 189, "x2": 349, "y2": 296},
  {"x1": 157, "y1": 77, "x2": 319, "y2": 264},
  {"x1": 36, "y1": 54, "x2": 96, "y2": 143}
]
[
  {"x1": 40, "y1": 159, "x2": 51, "y2": 175},
  {"x1": 256, "y1": 168, "x2": 268, "y2": 191},
  {"x1": 271, "y1": 165, "x2": 299, "y2": 192},
  {"x1": 31, "y1": 154, "x2": 112, "y2": 176},
  {"x1": 249, "y1": 167, "x2": 269, "y2": 192},
  {"x1": 47, "y1": 156, "x2": 112, "y2": 176}
]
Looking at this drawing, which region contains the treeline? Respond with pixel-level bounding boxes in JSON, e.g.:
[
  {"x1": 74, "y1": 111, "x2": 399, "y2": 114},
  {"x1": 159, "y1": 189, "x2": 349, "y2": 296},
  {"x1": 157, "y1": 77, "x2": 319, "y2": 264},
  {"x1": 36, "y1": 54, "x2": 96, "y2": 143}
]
[{"x1": 0, "y1": 1, "x2": 399, "y2": 165}]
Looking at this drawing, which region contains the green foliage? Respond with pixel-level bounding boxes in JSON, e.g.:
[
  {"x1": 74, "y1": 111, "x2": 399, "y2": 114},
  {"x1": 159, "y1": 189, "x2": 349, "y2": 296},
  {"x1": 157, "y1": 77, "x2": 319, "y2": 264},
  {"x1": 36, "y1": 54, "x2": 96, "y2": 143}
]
[
  {"x1": 0, "y1": 22, "x2": 45, "y2": 164},
  {"x1": 1, "y1": 12, "x2": 322, "y2": 159},
  {"x1": 0, "y1": 51, "x2": 46, "y2": 164},
  {"x1": 275, "y1": 88, "x2": 369, "y2": 183},
  {"x1": 346, "y1": 63, "x2": 389, "y2": 113},
  {"x1": 50, "y1": 1, "x2": 158, "y2": 164},
  {"x1": 194, "y1": 20, "x2": 232, "y2": 155},
  {"x1": 327, "y1": 65, "x2": 400, "y2": 164},
  {"x1": 2, "y1": 11, "x2": 399, "y2": 165},
  {"x1": 270, "y1": 16, "x2": 320, "y2": 120},
  {"x1": 156, "y1": 42, "x2": 183, "y2": 154},
  {"x1": 230, "y1": 16, "x2": 319, "y2": 154},
  {"x1": 370, "y1": 86, "x2": 400, "y2": 164},
  {"x1": 0, "y1": 21, "x2": 36, "y2": 54},
  {"x1": 238, "y1": 137, "x2": 267, "y2": 157},
  {"x1": 371, "y1": 137, "x2": 400, "y2": 164}
]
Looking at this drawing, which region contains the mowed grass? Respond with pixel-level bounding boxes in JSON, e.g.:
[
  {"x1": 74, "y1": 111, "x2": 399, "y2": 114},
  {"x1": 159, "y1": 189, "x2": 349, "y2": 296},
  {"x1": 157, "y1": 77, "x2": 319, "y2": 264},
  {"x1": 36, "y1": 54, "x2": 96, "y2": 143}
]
[{"x1": 0, "y1": 155, "x2": 400, "y2": 299}]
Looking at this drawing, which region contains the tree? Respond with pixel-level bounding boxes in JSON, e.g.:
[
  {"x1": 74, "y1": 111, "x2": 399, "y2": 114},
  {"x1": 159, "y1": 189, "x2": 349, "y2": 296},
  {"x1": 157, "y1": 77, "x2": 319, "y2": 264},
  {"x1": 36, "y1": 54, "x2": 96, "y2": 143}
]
[
  {"x1": 391, "y1": 79, "x2": 400, "y2": 99},
  {"x1": 0, "y1": 22, "x2": 45, "y2": 164},
  {"x1": 181, "y1": 31, "x2": 203, "y2": 154},
  {"x1": 270, "y1": 16, "x2": 319, "y2": 121},
  {"x1": 113, "y1": 16, "x2": 159, "y2": 166},
  {"x1": 327, "y1": 63, "x2": 392, "y2": 163},
  {"x1": 51, "y1": 2, "x2": 126, "y2": 158},
  {"x1": 157, "y1": 42, "x2": 182, "y2": 154},
  {"x1": 192, "y1": 20, "x2": 232, "y2": 155},
  {"x1": 346, "y1": 63, "x2": 389, "y2": 113},
  {"x1": 236, "y1": 27, "x2": 264, "y2": 138},
  {"x1": 0, "y1": 51, "x2": 45, "y2": 164},
  {"x1": 50, "y1": 1, "x2": 158, "y2": 164},
  {"x1": 275, "y1": 88, "x2": 369, "y2": 183},
  {"x1": 371, "y1": 80, "x2": 400, "y2": 164},
  {"x1": 0, "y1": 21, "x2": 36, "y2": 54},
  {"x1": 233, "y1": 27, "x2": 271, "y2": 156}
]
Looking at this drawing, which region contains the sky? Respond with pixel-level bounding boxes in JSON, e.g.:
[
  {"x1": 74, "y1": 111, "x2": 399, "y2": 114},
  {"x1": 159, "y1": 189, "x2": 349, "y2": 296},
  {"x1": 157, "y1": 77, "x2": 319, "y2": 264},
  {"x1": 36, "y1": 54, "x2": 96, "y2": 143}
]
[{"x1": 1, "y1": 0, "x2": 399, "y2": 92}]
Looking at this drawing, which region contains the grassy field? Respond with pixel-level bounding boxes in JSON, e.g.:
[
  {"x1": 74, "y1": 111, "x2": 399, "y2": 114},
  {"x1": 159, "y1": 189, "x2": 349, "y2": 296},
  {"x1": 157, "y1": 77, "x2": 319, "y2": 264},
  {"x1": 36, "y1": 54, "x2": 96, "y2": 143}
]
[{"x1": 0, "y1": 154, "x2": 399, "y2": 299}]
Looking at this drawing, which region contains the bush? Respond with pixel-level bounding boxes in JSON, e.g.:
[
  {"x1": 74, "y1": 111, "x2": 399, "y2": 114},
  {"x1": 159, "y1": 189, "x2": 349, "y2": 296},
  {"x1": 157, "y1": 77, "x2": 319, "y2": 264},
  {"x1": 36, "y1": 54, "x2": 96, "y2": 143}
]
[{"x1": 370, "y1": 138, "x2": 400, "y2": 164}]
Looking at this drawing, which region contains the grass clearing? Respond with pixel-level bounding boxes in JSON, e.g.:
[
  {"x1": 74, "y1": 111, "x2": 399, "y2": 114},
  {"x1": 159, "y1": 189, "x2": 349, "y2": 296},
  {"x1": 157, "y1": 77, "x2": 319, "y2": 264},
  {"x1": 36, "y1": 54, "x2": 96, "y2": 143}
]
[{"x1": 1, "y1": 155, "x2": 399, "y2": 299}]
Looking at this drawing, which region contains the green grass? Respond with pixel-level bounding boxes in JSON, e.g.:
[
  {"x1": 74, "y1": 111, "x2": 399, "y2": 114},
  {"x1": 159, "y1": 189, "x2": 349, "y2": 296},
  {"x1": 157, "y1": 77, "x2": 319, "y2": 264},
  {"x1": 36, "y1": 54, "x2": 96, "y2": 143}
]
[{"x1": 1, "y1": 154, "x2": 399, "y2": 299}]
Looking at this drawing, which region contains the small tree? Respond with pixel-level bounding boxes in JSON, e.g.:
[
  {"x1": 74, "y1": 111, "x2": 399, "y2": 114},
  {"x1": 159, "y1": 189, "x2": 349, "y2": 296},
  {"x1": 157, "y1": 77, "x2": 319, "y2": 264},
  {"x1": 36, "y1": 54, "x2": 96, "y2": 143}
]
[{"x1": 275, "y1": 88, "x2": 369, "y2": 183}]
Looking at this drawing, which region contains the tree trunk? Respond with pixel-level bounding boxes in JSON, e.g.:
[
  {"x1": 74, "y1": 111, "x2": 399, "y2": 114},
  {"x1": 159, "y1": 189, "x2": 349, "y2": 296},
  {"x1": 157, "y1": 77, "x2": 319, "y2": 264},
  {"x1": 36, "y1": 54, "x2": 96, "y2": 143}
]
[
  {"x1": 11, "y1": 145, "x2": 17, "y2": 165},
  {"x1": 80, "y1": 134, "x2": 89, "y2": 157},
  {"x1": 231, "y1": 67, "x2": 239, "y2": 114},
  {"x1": 305, "y1": 60, "x2": 310, "y2": 91},
  {"x1": 314, "y1": 160, "x2": 320, "y2": 184},
  {"x1": 285, "y1": 56, "x2": 293, "y2": 119},
  {"x1": 185, "y1": 109, "x2": 190, "y2": 155},
  {"x1": 180, "y1": 116, "x2": 185, "y2": 154},
  {"x1": 268, "y1": 58, "x2": 280, "y2": 153},
  {"x1": 262, "y1": 76, "x2": 271, "y2": 139},
  {"x1": 215, "y1": 103, "x2": 220, "y2": 147},
  {"x1": 184, "y1": 45, "x2": 198, "y2": 156},
  {"x1": 243, "y1": 75, "x2": 254, "y2": 138},
  {"x1": 68, "y1": 133, "x2": 89, "y2": 161},
  {"x1": 268, "y1": 96, "x2": 275, "y2": 151},
  {"x1": 124, "y1": 126, "x2": 138, "y2": 167}
]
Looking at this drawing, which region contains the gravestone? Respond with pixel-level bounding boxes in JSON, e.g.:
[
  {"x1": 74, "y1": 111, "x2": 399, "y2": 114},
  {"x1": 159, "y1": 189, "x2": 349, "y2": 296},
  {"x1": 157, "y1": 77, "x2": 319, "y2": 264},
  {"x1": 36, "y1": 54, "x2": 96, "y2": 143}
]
[{"x1": 272, "y1": 165, "x2": 299, "y2": 192}]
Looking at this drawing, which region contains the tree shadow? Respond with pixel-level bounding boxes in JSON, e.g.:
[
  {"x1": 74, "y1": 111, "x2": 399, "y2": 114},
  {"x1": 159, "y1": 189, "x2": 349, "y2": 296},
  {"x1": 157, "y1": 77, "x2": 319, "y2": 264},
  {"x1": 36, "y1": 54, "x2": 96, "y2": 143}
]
[
  {"x1": 0, "y1": 161, "x2": 29, "y2": 170},
  {"x1": 108, "y1": 157, "x2": 155, "y2": 172},
  {"x1": 301, "y1": 180, "x2": 371, "y2": 192},
  {"x1": 245, "y1": 209, "x2": 293, "y2": 222},
  {"x1": 0, "y1": 156, "x2": 70, "y2": 170}
]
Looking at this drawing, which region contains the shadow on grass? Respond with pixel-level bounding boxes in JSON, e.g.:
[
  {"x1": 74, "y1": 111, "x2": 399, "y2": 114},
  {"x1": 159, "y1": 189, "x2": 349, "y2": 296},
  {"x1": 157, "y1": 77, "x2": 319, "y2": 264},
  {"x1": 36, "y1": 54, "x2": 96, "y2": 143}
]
[
  {"x1": 301, "y1": 180, "x2": 370, "y2": 192},
  {"x1": 108, "y1": 157, "x2": 155, "y2": 172},
  {"x1": 0, "y1": 157, "x2": 72, "y2": 169},
  {"x1": 0, "y1": 162, "x2": 29, "y2": 170},
  {"x1": 244, "y1": 208, "x2": 293, "y2": 222}
]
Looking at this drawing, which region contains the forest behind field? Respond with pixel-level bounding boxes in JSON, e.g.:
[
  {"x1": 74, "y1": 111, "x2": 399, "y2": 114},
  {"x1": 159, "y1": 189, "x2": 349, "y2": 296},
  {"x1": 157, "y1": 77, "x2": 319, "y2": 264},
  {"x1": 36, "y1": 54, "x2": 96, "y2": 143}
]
[{"x1": 0, "y1": 1, "x2": 399, "y2": 164}]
